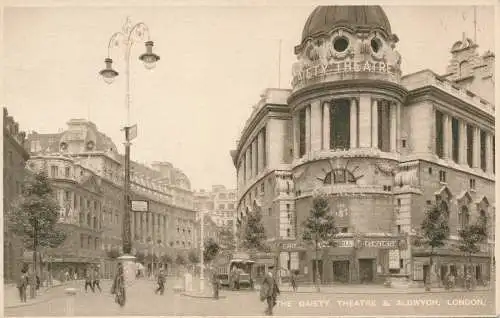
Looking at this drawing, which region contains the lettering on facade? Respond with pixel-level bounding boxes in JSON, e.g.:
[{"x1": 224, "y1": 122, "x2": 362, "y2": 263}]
[
  {"x1": 335, "y1": 239, "x2": 401, "y2": 249},
  {"x1": 292, "y1": 59, "x2": 398, "y2": 86}
]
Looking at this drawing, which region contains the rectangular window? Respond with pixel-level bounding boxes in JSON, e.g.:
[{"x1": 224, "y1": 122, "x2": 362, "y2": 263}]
[
  {"x1": 397, "y1": 225, "x2": 401, "y2": 233},
  {"x1": 451, "y1": 117, "x2": 459, "y2": 162},
  {"x1": 377, "y1": 100, "x2": 391, "y2": 152},
  {"x1": 428, "y1": 167, "x2": 432, "y2": 174},
  {"x1": 65, "y1": 167, "x2": 70, "y2": 177},
  {"x1": 51, "y1": 166, "x2": 58, "y2": 177},
  {"x1": 331, "y1": 100, "x2": 350, "y2": 150},
  {"x1": 439, "y1": 170, "x2": 446, "y2": 183},
  {"x1": 299, "y1": 108, "x2": 307, "y2": 157},
  {"x1": 402, "y1": 139, "x2": 407, "y2": 148},
  {"x1": 80, "y1": 234, "x2": 85, "y2": 248},
  {"x1": 480, "y1": 130, "x2": 486, "y2": 171},
  {"x1": 466, "y1": 124, "x2": 474, "y2": 167},
  {"x1": 400, "y1": 259, "x2": 404, "y2": 269},
  {"x1": 261, "y1": 183, "x2": 265, "y2": 193},
  {"x1": 435, "y1": 110, "x2": 444, "y2": 158},
  {"x1": 470, "y1": 179, "x2": 476, "y2": 190}
]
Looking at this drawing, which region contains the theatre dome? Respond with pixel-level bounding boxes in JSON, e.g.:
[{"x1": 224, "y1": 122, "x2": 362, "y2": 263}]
[{"x1": 301, "y1": 6, "x2": 392, "y2": 43}]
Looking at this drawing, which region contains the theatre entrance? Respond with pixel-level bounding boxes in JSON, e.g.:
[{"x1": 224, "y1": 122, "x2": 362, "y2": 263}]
[
  {"x1": 332, "y1": 261, "x2": 350, "y2": 283},
  {"x1": 359, "y1": 259, "x2": 374, "y2": 283}
]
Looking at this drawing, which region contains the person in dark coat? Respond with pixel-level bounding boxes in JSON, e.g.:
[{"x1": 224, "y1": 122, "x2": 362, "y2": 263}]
[
  {"x1": 17, "y1": 267, "x2": 29, "y2": 303},
  {"x1": 111, "y1": 263, "x2": 126, "y2": 307},
  {"x1": 155, "y1": 269, "x2": 166, "y2": 295},
  {"x1": 290, "y1": 270, "x2": 298, "y2": 292},
  {"x1": 93, "y1": 267, "x2": 102, "y2": 292},
  {"x1": 84, "y1": 268, "x2": 95, "y2": 293},
  {"x1": 260, "y1": 269, "x2": 280, "y2": 316},
  {"x1": 211, "y1": 268, "x2": 220, "y2": 299}
]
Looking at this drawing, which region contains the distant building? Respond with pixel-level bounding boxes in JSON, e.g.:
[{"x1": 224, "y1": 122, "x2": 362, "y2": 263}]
[
  {"x1": 26, "y1": 119, "x2": 198, "y2": 276},
  {"x1": 194, "y1": 185, "x2": 237, "y2": 231},
  {"x1": 3, "y1": 107, "x2": 30, "y2": 282},
  {"x1": 231, "y1": 6, "x2": 495, "y2": 285}
]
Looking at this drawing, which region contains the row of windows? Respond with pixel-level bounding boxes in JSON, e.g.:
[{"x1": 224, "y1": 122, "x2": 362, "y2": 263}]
[
  {"x1": 435, "y1": 110, "x2": 495, "y2": 173},
  {"x1": 218, "y1": 203, "x2": 235, "y2": 210},
  {"x1": 80, "y1": 234, "x2": 101, "y2": 250}
]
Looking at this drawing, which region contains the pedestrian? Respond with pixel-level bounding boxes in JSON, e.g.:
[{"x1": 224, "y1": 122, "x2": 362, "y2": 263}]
[
  {"x1": 64, "y1": 271, "x2": 70, "y2": 282},
  {"x1": 93, "y1": 267, "x2": 102, "y2": 292},
  {"x1": 260, "y1": 269, "x2": 280, "y2": 316},
  {"x1": 111, "y1": 263, "x2": 126, "y2": 307},
  {"x1": 35, "y1": 275, "x2": 41, "y2": 291},
  {"x1": 290, "y1": 270, "x2": 298, "y2": 292},
  {"x1": 17, "y1": 266, "x2": 29, "y2": 303},
  {"x1": 155, "y1": 269, "x2": 166, "y2": 295},
  {"x1": 84, "y1": 268, "x2": 94, "y2": 293},
  {"x1": 211, "y1": 267, "x2": 220, "y2": 299}
]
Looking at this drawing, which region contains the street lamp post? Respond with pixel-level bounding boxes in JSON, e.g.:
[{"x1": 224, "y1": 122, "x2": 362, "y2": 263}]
[{"x1": 99, "y1": 17, "x2": 160, "y2": 287}]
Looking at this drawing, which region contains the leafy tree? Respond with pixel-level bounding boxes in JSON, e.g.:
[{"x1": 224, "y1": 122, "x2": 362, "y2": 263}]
[
  {"x1": 7, "y1": 171, "x2": 66, "y2": 298},
  {"x1": 161, "y1": 254, "x2": 173, "y2": 264},
  {"x1": 302, "y1": 193, "x2": 337, "y2": 292},
  {"x1": 458, "y1": 215, "x2": 488, "y2": 276},
  {"x1": 241, "y1": 208, "x2": 268, "y2": 252},
  {"x1": 188, "y1": 249, "x2": 200, "y2": 264},
  {"x1": 107, "y1": 247, "x2": 121, "y2": 259},
  {"x1": 418, "y1": 201, "x2": 450, "y2": 290},
  {"x1": 175, "y1": 254, "x2": 186, "y2": 266},
  {"x1": 218, "y1": 226, "x2": 236, "y2": 251},
  {"x1": 203, "y1": 238, "x2": 220, "y2": 263}
]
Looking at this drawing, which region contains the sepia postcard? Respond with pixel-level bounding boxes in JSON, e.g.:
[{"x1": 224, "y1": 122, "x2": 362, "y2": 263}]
[{"x1": 1, "y1": 0, "x2": 497, "y2": 317}]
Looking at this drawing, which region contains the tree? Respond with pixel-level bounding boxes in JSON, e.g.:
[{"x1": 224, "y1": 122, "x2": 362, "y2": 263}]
[
  {"x1": 161, "y1": 254, "x2": 173, "y2": 265},
  {"x1": 107, "y1": 247, "x2": 121, "y2": 259},
  {"x1": 218, "y1": 226, "x2": 236, "y2": 251},
  {"x1": 458, "y1": 214, "x2": 488, "y2": 279},
  {"x1": 203, "y1": 238, "x2": 220, "y2": 264},
  {"x1": 7, "y1": 171, "x2": 66, "y2": 298},
  {"x1": 188, "y1": 249, "x2": 200, "y2": 264},
  {"x1": 241, "y1": 208, "x2": 268, "y2": 252},
  {"x1": 302, "y1": 193, "x2": 337, "y2": 292},
  {"x1": 418, "y1": 201, "x2": 450, "y2": 290},
  {"x1": 175, "y1": 254, "x2": 186, "y2": 266}
]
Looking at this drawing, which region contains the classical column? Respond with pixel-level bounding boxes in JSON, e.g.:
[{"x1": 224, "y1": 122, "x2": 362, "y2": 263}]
[
  {"x1": 142, "y1": 212, "x2": 147, "y2": 242},
  {"x1": 322, "y1": 102, "x2": 330, "y2": 150},
  {"x1": 293, "y1": 113, "x2": 300, "y2": 158},
  {"x1": 442, "y1": 114, "x2": 450, "y2": 159},
  {"x1": 305, "y1": 105, "x2": 311, "y2": 154},
  {"x1": 350, "y1": 98, "x2": 358, "y2": 149},
  {"x1": 396, "y1": 102, "x2": 401, "y2": 153},
  {"x1": 258, "y1": 131, "x2": 264, "y2": 174},
  {"x1": 390, "y1": 102, "x2": 397, "y2": 152},
  {"x1": 310, "y1": 100, "x2": 322, "y2": 152},
  {"x1": 486, "y1": 132, "x2": 493, "y2": 173},
  {"x1": 459, "y1": 120, "x2": 467, "y2": 164},
  {"x1": 246, "y1": 149, "x2": 251, "y2": 180},
  {"x1": 358, "y1": 95, "x2": 372, "y2": 148},
  {"x1": 371, "y1": 98, "x2": 378, "y2": 148},
  {"x1": 164, "y1": 216, "x2": 168, "y2": 246},
  {"x1": 448, "y1": 116, "x2": 453, "y2": 159},
  {"x1": 473, "y1": 126, "x2": 480, "y2": 168},
  {"x1": 252, "y1": 139, "x2": 258, "y2": 177}
]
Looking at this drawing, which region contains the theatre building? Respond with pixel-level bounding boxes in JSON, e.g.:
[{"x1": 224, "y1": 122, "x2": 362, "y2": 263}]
[{"x1": 231, "y1": 6, "x2": 495, "y2": 285}]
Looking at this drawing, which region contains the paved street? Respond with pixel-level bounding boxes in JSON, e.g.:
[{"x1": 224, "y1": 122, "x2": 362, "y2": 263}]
[{"x1": 4, "y1": 278, "x2": 495, "y2": 316}]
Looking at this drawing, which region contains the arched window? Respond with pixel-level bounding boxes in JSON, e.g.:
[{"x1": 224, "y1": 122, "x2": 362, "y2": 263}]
[
  {"x1": 459, "y1": 60, "x2": 469, "y2": 77},
  {"x1": 324, "y1": 169, "x2": 356, "y2": 185},
  {"x1": 459, "y1": 206, "x2": 469, "y2": 229}
]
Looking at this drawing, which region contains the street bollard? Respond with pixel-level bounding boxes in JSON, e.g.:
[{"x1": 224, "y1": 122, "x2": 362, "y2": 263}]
[{"x1": 64, "y1": 288, "x2": 77, "y2": 316}]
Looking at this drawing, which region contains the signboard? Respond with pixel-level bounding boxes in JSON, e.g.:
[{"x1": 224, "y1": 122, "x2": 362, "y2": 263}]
[
  {"x1": 388, "y1": 249, "x2": 400, "y2": 269},
  {"x1": 131, "y1": 200, "x2": 149, "y2": 212},
  {"x1": 334, "y1": 239, "x2": 400, "y2": 249}
]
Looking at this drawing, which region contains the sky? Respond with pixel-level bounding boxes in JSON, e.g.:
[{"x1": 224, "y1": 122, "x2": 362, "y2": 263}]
[{"x1": 1, "y1": 2, "x2": 495, "y2": 191}]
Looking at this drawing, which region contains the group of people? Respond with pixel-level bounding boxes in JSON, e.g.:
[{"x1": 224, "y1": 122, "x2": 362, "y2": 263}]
[
  {"x1": 84, "y1": 266, "x2": 102, "y2": 293},
  {"x1": 16, "y1": 265, "x2": 41, "y2": 303}
]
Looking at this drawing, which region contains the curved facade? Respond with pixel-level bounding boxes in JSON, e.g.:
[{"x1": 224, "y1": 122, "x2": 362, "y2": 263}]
[{"x1": 232, "y1": 6, "x2": 495, "y2": 285}]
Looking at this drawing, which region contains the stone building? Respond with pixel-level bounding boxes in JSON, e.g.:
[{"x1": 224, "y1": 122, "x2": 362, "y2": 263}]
[
  {"x1": 26, "y1": 119, "x2": 198, "y2": 277},
  {"x1": 231, "y1": 6, "x2": 495, "y2": 285},
  {"x1": 194, "y1": 185, "x2": 237, "y2": 230},
  {"x1": 3, "y1": 107, "x2": 30, "y2": 283}
]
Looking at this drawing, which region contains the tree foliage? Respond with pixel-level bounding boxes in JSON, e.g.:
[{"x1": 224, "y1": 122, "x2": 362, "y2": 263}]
[
  {"x1": 302, "y1": 194, "x2": 337, "y2": 248},
  {"x1": 203, "y1": 238, "x2": 220, "y2": 263},
  {"x1": 107, "y1": 247, "x2": 121, "y2": 259},
  {"x1": 420, "y1": 202, "x2": 450, "y2": 251},
  {"x1": 7, "y1": 171, "x2": 66, "y2": 250},
  {"x1": 161, "y1": 254, "x2": 173, "y2": 264},
  {"x1": 188, "y1": 249, "x2": 200, "y2": 264},
  {"x1": 218, "y1": 226, "x2": 236, "y2": 251},
  {"x1": 458, "y1": 214, "x2": 488, "y2": 261},
  {"x1": 175, "y1": 254, "x2": 186, "y2": 265},
  {"x1": 240, "y1": 208, "x2": 268, "y2": 251}
]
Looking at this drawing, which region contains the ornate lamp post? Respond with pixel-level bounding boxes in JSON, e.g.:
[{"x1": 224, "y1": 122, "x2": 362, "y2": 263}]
[{"x1": 99, "y1": 17, "x2": 160, "y2": 287}]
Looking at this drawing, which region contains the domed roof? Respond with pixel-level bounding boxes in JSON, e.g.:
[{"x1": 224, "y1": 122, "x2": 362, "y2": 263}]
[{"x1": 301, "y1": 6, "x2": 392, "y2": 42}]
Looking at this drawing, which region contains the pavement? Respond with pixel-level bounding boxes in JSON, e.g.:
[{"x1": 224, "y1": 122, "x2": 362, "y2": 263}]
[
  {"x1": 3, "y1": 278, "x2": 495, "y2": 317},
  {"x1": 3, "y1": 280, "x2": 70, "y2": 309}
]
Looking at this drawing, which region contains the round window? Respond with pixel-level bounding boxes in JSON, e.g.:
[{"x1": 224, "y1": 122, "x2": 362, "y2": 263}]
[
  {"x1": 371, "y1": 38, "x2": 383, "y2": 53},
  {"x1": 333, "y1": 37, "x2": 349, "y2": 52}
]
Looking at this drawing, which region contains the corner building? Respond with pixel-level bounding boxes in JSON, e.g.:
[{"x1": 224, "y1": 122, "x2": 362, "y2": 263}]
[{"x1": 231, "y1": 6, "x2": 495, "y2": 285}]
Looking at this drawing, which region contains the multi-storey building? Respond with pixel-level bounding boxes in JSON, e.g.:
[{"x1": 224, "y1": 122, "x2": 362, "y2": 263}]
[
  {"x1": 26, "y1": 119, "x2": 198, "y2": 276},
  {"x1": 3, "y1": 108, "x2": 30, "y2": 282},
  {"x1": 231, "y1": 6, "x2": 495, "y2": 285},
  {"x1": 194, "y1": 185, "x2": 237, "y2": 230}
]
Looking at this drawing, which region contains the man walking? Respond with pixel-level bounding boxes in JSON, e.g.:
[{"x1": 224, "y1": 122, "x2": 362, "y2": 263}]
[
  {"x1": 155, "y1": 269, "x2": 166, "y2": 295},
  {"x1": 260, "y1": 268, "x2": 280, "y2": 316},
  {"x1": 93, "y1": 267, "x2": 102, "y2": 292},
  {"x1": 17, "y1": 266, "x2": 29, "y2": 303},
  {"x1": 84, "y1": 268, "x2": 95, "y2": 293},
  {"x1": 210, "y1": 267, "x2": 220, "y2": 299}
]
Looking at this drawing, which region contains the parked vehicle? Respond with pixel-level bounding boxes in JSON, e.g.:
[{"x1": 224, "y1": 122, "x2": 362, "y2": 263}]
[{"x1": 214, "y1": 252, "x2": 255, "y2": 290}]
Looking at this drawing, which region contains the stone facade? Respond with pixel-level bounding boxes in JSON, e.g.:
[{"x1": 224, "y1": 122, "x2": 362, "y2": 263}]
[
  {"x1": 3, "y1": 107, "x2": 30, "y2": 283},
  {"x1": 231, "y1": 6, "x2": 495, "y2": 285}
]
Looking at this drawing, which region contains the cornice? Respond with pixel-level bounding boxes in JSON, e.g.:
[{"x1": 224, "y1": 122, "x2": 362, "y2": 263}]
[
  {"x1": 407, "y1": 86, "x2": 494, "y2": 125},
  {"x1": 287, "y1": 79, "x2": 408, "y2": 109}
]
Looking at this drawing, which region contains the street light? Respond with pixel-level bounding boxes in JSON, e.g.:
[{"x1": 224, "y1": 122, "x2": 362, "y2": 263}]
[{"x1": 99, "y1": 17, "x2": 160, "y2": 287}]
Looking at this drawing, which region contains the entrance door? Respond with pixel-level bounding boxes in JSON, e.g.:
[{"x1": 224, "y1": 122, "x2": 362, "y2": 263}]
[
  {"x1": 311, "y1": 260, "x2": 323, "y2": 283},
  {"x1": 359, "y1": 259, "x2": 374, "y2": 283},
  {"x1": 332, "y1": 261, "x2": 350, "y2": 283},
  {"x1": 476, "y1": 265, "x2": 481, "y2": 281},
  {"x1": 440, "y1": 265, "x2": 448, "y2": 283}
]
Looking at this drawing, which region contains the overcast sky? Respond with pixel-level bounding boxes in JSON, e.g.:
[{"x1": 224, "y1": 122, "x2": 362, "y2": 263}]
[{"x1": 1, "y1": 2, "x2": 495, "y2": 191}]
